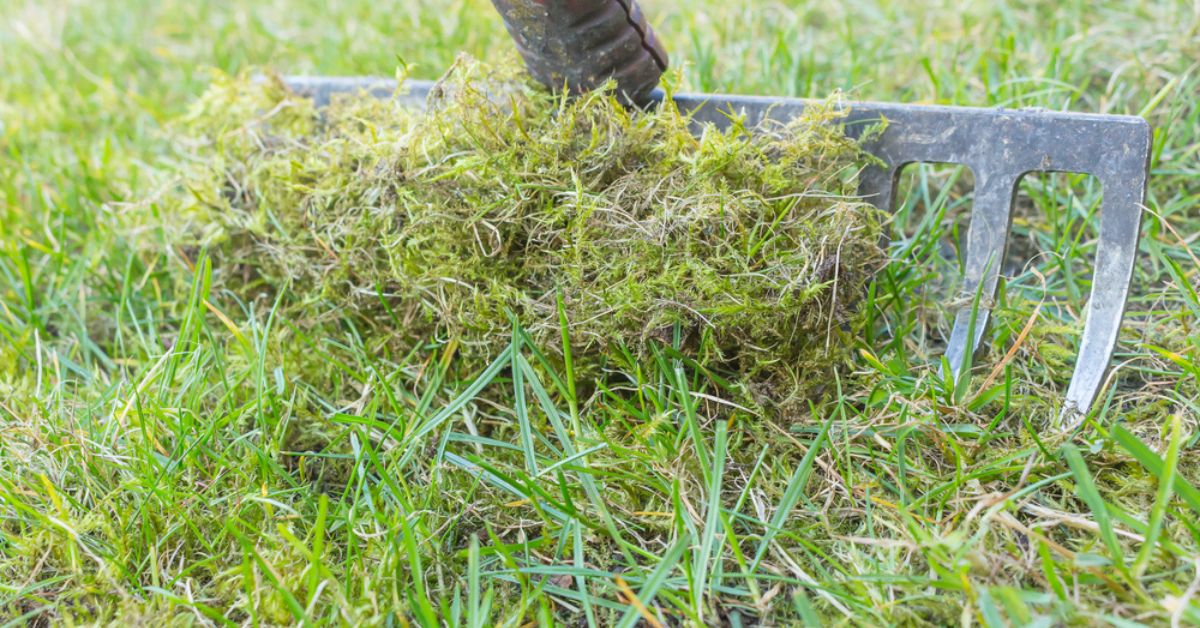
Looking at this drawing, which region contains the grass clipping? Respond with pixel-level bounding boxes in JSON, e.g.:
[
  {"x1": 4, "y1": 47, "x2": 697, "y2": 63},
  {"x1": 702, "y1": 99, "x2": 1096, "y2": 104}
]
[{"x1": 170, "y1": 57, "x2": 884, "y2": 393}]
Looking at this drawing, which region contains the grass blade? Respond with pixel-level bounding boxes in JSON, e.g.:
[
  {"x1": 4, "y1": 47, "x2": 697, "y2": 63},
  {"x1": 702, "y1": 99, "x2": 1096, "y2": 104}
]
[
  {"x1": 1132, "y1": 415, "x2": 1182, "y2": 576},
  {"x1": 510, "y1": 321, "x2": 538, "y2": 475},
  {"x1": 751, "y1": 410, "x2": 835, "y2": 570},
  {"x1": 1062, "y1": 444, "x2": 1125, "y2": 571},
  {"x1": 1111, "y1": 424, "x2": 1200, "y2": 515},
  {"x1": 398, "y1": 341, "x2": 514, "y2": 468},
  {"x1": 616, "y1": 535, "x2": 690, "y2": 628},
  {"x1": 693, "y1": 419, "x2": 728, "y2": 620}
]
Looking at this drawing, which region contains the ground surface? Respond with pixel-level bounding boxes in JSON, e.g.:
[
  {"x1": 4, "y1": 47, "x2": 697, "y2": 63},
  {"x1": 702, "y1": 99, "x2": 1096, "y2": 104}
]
[{"x1": 1, "y1": 0, "x2": 1198, "y2": 625}]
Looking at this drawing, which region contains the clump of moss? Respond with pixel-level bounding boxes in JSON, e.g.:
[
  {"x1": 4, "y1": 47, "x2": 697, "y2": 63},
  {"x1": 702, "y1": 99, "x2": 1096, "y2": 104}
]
[{"x1": 165, "y1": 56, "x2": 884, "y2": 395}]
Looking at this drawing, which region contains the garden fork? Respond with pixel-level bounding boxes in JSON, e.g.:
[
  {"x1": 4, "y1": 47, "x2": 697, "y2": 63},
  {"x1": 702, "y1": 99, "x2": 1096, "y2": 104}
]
[{"x1": 283, "y1": 0, "x2": 1152, "y2": 427}]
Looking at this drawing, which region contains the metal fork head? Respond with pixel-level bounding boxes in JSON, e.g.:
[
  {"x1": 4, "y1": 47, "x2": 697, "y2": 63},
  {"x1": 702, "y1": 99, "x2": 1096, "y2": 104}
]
[{"x1": 284, "y1": 76, "x2": 1151, "y2": 426}]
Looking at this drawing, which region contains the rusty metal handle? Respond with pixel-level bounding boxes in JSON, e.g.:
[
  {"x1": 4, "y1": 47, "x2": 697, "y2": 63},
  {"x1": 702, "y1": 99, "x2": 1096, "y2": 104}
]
[{"x1": 489, "y1": 0, "x2": 669, "y2": 107}]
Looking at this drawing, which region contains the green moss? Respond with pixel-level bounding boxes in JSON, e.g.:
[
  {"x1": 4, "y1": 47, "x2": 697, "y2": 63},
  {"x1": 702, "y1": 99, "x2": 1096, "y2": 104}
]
[{"x1": 164, "y1": 56, "x2": 884, "y2": 397}]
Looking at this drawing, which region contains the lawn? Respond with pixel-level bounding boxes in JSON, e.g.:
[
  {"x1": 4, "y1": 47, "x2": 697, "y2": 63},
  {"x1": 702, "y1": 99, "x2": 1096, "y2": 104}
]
[{"x1": 1, "y1": 0, "x2": 1198, "y2": 625}]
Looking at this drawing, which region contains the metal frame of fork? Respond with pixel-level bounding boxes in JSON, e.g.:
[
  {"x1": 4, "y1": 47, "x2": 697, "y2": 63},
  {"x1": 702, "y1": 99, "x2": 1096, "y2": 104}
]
[{"x1": 282, "y1": 76, "x2": 1152, "y2": 426}]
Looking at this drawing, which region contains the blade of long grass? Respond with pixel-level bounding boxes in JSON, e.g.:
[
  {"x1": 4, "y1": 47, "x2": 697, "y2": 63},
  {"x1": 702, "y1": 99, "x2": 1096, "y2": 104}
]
[
  {"x1": 1111, "y1": 425, "x2": 1200, "y2": 516},
  {"x1": 751, "y1": 410, "x2": 835, "y2": 570},
  {"x1": 227, "y1": 522, "x2": 308, "y2": 624},
  {"x1": 557, "y1": 291, "x2": 581, "y2": 435},
  {"x1": 398, "y1": 509, "x2": 438, "y2": 625},
  {"x1": 1062, "y1": 444, "x2": 1125, "y2": 571},
  {"x1": 397, "y1": 341, "x2": 514, "y2": 468},
  {"x1": 673, "y1": 364, "x2": 710, "y2": 478},
  {"x1": 616, "y1": 535, "x2": 690, "y2": 628},
  {"x1": 144, "y1": 587, "x2": 237, "y2": 627},
  {"x1": 518, "y1": 350, "x2": 636, "y2": 565},
  {"x1": 693, "y1": 419, "x2": 727, "y2": 620},
  {"x1": 468, "y1": 535, "x2": 484, "y2": 628},
  {"x1": 1133, "y1": 414, "x2": 1182, "y2": 577},
  {"x1": 510, "y1": 322, "x2": 538, "y2": 475},
  {"x1": 574, "y1": 521, "x2": 598, "y2": 628},
  {"x1": 443, "y1": 452, "x2": 572, "y2": 524}
]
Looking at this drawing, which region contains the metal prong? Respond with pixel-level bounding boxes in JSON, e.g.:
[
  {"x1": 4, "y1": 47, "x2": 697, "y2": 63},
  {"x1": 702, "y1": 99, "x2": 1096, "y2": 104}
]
[
  {"x1": 857, "y1": 164, "x2": 899, "y2": 217},
  {"x1": 1060, "y1": 169, "x2": 1148, "y2": 428},
  {"x1": 942, "y1": 172, "x2": 1018, "y2": 376}
]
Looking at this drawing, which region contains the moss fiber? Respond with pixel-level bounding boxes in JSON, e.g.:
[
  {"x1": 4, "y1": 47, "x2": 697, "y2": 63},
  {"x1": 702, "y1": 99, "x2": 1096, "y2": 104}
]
[{"x1": 166, "y1": 56, "x2": 883, "y2": 398}]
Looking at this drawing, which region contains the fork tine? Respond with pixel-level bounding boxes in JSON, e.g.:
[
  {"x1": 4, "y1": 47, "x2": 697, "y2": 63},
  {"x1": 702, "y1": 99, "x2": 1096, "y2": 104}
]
[
  {"x1": 942, "y1": 172, "x2": 1019, "y2": 375},
  {"x1": 857, "y1": 165, "x2": 898, "y2": 216},
  {"x1": 1060, "y1": 169, "x2": 1148, "y2": 427}
]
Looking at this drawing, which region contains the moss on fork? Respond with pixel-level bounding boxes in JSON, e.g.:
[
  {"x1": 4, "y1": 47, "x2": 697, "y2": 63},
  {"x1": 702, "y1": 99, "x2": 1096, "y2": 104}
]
[{"x1": 165, "y1": 56, "x2": 884, "y2": 401}]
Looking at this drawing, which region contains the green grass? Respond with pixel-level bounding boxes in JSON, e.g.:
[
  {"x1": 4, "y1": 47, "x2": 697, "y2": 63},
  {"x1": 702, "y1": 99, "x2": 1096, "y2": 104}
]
[{"x1": 1, "y1": 0, "x2": 1199, "y2": 624}]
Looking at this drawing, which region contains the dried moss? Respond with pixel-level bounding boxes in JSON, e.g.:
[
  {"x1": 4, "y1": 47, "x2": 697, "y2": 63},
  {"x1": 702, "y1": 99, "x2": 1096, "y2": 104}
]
[{"x1": 164, "y1": 56, "x2": 884, "y2": 394}]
